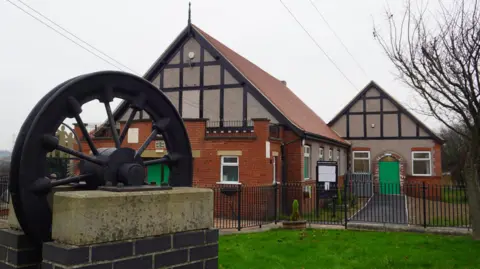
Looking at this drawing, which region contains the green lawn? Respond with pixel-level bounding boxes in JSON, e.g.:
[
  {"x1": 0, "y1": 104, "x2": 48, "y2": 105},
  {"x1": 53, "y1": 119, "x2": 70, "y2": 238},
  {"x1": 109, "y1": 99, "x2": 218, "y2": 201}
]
[{"x1": 219, "y1": 229, "x2": 480, "y2": 269}]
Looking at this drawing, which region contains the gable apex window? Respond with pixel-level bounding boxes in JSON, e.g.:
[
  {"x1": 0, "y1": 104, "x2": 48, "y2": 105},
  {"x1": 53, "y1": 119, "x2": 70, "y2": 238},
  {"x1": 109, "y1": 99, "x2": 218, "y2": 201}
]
[
  {"x1": 412, "y1": 151, "x2": 432, "y2": 176},
  {"x1": 353, "y1": 151, "x2": 370, "y2": 173},
  {"x1": 319, "y1": 147, "x2": 324, "y2": 160},
  {"x1": 304, "y1": 145, "x2": 311, "y2": 180},
  {"x1": 220, "y1": 156, "x2": 239, "y2": 183}
]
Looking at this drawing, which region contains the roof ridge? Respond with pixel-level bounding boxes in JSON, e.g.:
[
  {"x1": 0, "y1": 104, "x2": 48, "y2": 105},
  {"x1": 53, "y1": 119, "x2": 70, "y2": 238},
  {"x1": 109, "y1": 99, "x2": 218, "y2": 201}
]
[{"x1": 193, "y1": 25, "x2": 340, "y2": 140}]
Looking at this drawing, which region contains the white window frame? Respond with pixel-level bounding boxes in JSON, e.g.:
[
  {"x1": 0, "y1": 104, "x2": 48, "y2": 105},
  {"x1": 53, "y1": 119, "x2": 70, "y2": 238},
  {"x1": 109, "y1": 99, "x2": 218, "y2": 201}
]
[
  {"x1": 319, "y1": 147, "x2": 324, "y2": 160},
  {"x1": 411, "y1": 151, "x2": 432, "y2": 176},
  {"x1": 328, "y1": 148, "x2": 333, "y2": 161},
  {"x1": 304, "y1": 145, "x2": 311, "y2": 180},
  {"x1": 220, "y1": 156, "x2": 240, "y2": 184},
  {"x1": 352, "y1": 151, "x2": 370, "y2": 173}
]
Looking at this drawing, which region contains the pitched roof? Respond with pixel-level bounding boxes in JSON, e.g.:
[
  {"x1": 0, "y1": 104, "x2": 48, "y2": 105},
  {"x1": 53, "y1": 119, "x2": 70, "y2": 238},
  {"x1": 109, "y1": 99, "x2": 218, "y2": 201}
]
[
  {"x1": 104, "y1": 24, "x2": 347, "y2": 145},
  {"x1": 328, "y1": 81, "x2": 445, "y2": 144},
  {"x1": 193, "y1": 25, "x2": 348, "y2": 145}
]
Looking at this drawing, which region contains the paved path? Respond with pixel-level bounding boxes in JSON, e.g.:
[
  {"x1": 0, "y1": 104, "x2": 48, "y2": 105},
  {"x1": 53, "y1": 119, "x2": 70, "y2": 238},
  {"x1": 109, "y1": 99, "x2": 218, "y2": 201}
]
[{"x1": 350, "y1": 194, "x2": 408, "y2": 224}]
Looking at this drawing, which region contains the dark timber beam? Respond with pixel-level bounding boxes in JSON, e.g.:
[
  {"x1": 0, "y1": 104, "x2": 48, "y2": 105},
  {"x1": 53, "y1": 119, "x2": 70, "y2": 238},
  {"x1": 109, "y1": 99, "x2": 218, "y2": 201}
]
[{"x1": 199, "y1": 47, "x2": 205, "y2": 118}]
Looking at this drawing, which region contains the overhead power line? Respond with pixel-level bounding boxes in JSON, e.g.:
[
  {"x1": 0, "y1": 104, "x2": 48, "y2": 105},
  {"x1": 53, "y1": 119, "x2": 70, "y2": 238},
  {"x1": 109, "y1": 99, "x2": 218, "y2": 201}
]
[
  {"x1": 4, "y1": 0, "x2": 136, "y2": 73},
  {"x1": 15, "y1": 0, "x2": 139, "y2": 75},
  {"x1": 279, "y1": 0, "x2": 358, "y2": 90},
  {"x1": 4, "y1": 0, "x2": 235, "y2": 118},
  {"x1": 307, "y1": 0, "x2": 369, "y2": 78}
]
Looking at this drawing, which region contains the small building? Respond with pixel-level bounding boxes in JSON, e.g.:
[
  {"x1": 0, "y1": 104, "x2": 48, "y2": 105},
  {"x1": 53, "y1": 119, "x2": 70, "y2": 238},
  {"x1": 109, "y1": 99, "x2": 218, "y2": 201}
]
[{"x1": 328, "y1": 81, "x2": 445, "y2": 192}]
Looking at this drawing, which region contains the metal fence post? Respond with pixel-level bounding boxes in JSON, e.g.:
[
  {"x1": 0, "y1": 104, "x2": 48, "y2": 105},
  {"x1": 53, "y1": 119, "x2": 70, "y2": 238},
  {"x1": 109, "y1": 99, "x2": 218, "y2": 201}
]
[
  {"x1": 237, "y1": 184, "x2": 242, "y2": 231},
  {"x1": 315, "y1": 180, "x2": 320, "y2": 219},
  {"x1": 344, "y1": 173, "x2": 348, "y2": 229},
  {"x1": 273, "y1": 182, "x2": 278, "y2": 224},
  {"x1": 422, "y1": 182, "x2": 427, "y2": 228}
]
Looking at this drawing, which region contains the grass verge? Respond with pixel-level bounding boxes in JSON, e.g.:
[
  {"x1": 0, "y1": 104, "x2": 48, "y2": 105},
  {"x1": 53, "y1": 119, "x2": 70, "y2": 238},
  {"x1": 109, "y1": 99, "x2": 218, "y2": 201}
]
[{"x1": 219, "y1": 228, "x2": 480, "y2": 269}]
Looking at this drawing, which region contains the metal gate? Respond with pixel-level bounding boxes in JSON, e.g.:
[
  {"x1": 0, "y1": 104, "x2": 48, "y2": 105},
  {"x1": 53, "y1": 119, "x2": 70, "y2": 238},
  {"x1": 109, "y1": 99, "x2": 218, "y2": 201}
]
[{"x1": 348, "y1": 172, "x2": 373, "y2": 197}]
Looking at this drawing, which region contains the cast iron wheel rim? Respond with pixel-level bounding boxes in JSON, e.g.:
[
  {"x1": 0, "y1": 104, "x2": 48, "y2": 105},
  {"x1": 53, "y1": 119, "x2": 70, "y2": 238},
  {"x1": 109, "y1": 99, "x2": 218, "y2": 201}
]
[
  {"x1": 13, "y1": 71, "x2": 193, "y2": 245},
  {"x1": 9, "y1": 75, "x2": 84, "y2": 245}
]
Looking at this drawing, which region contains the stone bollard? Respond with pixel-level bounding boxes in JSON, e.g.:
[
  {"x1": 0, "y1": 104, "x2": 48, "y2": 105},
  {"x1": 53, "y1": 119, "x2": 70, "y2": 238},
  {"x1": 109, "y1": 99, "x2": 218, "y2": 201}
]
[{"x1": 1, "y1": 187, "x2": 217, "y2": 269}]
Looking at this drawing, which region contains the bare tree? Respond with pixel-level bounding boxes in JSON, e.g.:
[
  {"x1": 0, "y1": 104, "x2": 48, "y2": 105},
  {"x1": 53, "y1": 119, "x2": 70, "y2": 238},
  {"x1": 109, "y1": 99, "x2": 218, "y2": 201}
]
[
  {"x1": 373, "y1": 0, "x2": 480, "y2": 239},
  {"x1": 439, "y1": 123, "x2": 469, "y2": 183}
]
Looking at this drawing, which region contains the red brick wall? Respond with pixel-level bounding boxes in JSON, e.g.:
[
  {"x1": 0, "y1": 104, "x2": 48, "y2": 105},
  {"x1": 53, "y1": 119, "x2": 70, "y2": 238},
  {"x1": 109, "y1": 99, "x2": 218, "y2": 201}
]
[
  {"x1": 74, "y1": 119, "x2": 321, "y2": 221},
  {"x1": 74, "y1": 121, "x2": 158, "y2": 153},
  {"x1": 283, "y1": 130, "x2": 302, "y2": 182},
  {"x1": 193, "y1": 119, "x2": 273, "y2": 186},
  {"x1": 75, "y1": 119, "x2": 278, "y2": 187},
  {"x1": 405, "y1": 176, "x2": 443, "y2": 200},
  {"x1": 433, "y1": 143, "x2": 442, "y2": 176},
  {"x1": 212, "y1": 185, "x2": 276, "y2": 221}
]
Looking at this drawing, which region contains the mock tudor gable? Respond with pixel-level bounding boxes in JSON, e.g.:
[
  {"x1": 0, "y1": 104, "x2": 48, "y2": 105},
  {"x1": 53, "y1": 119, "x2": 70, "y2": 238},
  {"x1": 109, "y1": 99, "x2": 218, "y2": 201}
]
[
  {"x1": 102, "y1": 24, "x2": 347, "y2": 147},
  {"x1": 328, "y1": 81, "x2": 443, "y2": 143}
]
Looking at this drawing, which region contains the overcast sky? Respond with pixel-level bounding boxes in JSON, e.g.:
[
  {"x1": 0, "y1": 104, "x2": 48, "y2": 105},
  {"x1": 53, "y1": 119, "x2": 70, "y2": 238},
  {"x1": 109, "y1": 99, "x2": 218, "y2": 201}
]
[{"x1": 0, "y1": 0, "x2": 441, "y2": 151}]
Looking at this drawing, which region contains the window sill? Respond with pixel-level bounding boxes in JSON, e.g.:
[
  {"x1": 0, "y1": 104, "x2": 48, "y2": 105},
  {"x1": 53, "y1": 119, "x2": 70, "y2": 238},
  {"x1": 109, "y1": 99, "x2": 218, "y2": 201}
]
[
  {"x1": 216, "y1": 181, "x2": 242, "y2": 185},
  {"x1": 412, "y1": 174, "x2": 432, "y2": 177}
]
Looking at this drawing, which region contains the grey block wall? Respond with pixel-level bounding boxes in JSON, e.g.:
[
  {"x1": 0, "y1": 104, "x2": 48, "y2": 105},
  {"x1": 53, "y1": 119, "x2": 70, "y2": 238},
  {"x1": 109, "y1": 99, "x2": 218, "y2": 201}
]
[
  {"x1": 0, "y1": 228, "x2": 42, "y2": 269},
  {"x1": 42, "y1": 229, "x2": 219, "y2": 269}
]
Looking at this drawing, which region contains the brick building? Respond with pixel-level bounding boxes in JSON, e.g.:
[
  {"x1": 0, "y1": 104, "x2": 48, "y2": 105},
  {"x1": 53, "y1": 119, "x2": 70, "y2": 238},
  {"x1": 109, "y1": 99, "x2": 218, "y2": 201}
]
[
  {"x1": 328, "y1": 81, "x2": 445, "y2": 194},
  {"x1": 75, "y1": 20, "x2": 443, "y2": 218},
  {"x1": 78, "y1": 21, "x2": 350, "y2": 191}
]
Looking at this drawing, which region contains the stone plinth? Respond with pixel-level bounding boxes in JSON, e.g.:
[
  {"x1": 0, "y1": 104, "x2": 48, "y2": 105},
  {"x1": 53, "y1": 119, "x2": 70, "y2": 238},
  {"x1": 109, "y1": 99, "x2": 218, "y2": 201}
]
[
  {"x1": 8, "y1": 186, "x2": 78, "y2": 230},
  {"x1": 42, "y1": 187, "x2": 217, "y2": 269},
  {"x1": 1, "y1": 186, "x2": 78, "y2": 269},
  {"x1": 51, "y1": 187, "x2": 214, "y2": 246}
]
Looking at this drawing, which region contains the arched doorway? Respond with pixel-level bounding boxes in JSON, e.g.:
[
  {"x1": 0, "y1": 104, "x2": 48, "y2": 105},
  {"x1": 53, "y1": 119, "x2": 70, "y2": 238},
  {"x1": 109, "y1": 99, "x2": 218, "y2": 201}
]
[{"x1": 379, "y1": 155, "x2": 400, "y2": 194}]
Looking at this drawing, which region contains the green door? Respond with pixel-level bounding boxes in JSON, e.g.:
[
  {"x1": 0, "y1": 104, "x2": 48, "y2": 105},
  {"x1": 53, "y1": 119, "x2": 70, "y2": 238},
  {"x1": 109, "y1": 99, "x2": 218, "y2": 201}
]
[
  {"x1": 147, "y1": 164, "x2": 170, "y2": 185},
  {"x1": 379, "y1": 161, "x2": 400, "y2": 194}
]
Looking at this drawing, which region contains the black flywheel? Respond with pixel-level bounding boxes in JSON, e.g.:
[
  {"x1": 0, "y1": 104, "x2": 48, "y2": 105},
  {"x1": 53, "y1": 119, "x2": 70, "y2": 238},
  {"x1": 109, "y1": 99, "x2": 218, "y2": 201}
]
[{"x1": 9, "y1": 71, "x2": 193, "y2": 245}]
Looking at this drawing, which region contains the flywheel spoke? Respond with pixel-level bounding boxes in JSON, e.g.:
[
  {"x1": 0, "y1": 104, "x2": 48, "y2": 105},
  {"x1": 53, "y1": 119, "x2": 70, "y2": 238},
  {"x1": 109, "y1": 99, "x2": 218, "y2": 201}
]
[
  {"x1": 119, "y1": 93, "x2": 147, "y2": 145},
  {"x1": 42, "y1": 135, "x2": 105, "y2": 166},
  {"x1": 135, "y1": 129, "x2": 158, "y2": 159},
  {"x1": 104, "y1": 101, "x2": 121, "y2": 148},
  {"x1": 31, "y1": 174, "x2": 93, "y2": 194},
  {"x1": 119, "y1": 108, "x2": 138, "y2": 145},
  {"x1": 101, "y1": 87, "x2": 121, "y2": 148},
  {"x1": 134, "y1": 118, "x2": 170, "y2": 159},
  {"x1": 144, "y1": 153, "x2": 182, "y2": 166},
  {"x1": 66, "y1": 96, "x2": 99, "y2": 155}
]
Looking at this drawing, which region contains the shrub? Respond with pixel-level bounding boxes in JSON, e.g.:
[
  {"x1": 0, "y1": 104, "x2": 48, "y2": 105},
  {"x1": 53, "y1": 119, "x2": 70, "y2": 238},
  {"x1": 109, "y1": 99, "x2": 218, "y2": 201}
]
[{"x1": 290, "y1": 199, "x2": 301, "y2": 221}]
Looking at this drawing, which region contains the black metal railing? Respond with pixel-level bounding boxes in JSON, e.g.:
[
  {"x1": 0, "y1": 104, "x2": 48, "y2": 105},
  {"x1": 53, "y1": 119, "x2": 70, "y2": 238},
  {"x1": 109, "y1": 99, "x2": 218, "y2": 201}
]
[
  {"x1": 206, "y1": 183, "x2": 275, "y2": 230},
  {"x1": 0, "y1": 171, "x2": 470, "y2": 228},
  {"x1": 206, "y1": 179, "x2": 472, "y2": 230},
  {"x1": 205, "y1": 120, "x2": 255, "y2": 138},
  {"x1": 0, "y1": 176, "x2": 9, "y2": 220}
]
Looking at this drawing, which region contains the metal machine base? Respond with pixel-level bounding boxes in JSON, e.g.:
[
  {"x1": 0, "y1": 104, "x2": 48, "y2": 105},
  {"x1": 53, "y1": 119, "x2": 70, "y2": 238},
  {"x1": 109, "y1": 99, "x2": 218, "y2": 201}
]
[{"x1": 98, "y1": 185, "x2": 173, "y2": 192}]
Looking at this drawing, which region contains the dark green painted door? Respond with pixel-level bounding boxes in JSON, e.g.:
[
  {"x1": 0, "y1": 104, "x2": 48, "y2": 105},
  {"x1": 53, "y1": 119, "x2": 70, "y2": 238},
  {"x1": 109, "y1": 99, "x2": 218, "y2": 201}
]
[
  {"x1": 147, "y1": 164, "x2": 170, "y2": 185},
  {"x1": 379, "y1": 161, "x2": 400, "y2": 194}
]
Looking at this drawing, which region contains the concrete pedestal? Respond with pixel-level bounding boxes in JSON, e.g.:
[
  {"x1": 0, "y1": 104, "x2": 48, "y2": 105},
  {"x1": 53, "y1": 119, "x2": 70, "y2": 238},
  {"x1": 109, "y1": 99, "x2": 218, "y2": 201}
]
[
  {"x1": 1, "y1": 187, "x2": 217, "y2": 269},
  {"x1": 0, "y1": 186, "x2": 77, "y2": 269}
]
